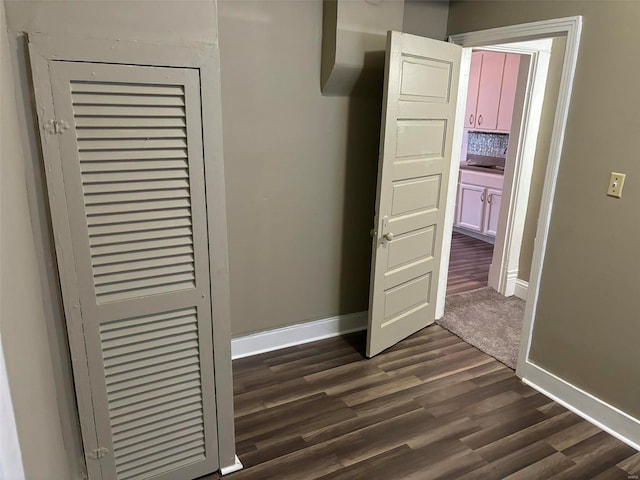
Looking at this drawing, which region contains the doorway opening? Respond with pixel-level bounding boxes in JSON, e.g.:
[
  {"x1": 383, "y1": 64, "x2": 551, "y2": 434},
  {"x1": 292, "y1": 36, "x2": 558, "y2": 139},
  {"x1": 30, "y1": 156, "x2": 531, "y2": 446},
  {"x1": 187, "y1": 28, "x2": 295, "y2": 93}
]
[
  {"x1": 440, "y1": 40, "x2": 554, "y2": 369},
  {"x1": 436, "y1": 23, "x2": 578, "y2": 373},
  {"x1": 447, "y1": 41, "x2": 554, "y2": 300},
  {"x1": 364, "y1": 17, "x2": 581, "y2": 368}
]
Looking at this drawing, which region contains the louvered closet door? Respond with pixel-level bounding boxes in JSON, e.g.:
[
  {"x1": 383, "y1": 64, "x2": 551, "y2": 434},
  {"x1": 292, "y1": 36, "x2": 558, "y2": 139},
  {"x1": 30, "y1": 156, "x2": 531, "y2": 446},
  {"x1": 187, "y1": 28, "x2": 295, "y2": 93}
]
[{"x1": 48, "y1": 61, "x2": 218, "y2": 480}]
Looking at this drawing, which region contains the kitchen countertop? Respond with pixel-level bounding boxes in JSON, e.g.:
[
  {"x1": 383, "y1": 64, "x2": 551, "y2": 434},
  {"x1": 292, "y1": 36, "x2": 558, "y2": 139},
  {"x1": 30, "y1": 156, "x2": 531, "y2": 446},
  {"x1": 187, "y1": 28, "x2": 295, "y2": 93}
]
[{"x1": 459, "y1": 161, "x2": 504, "y2": 175}]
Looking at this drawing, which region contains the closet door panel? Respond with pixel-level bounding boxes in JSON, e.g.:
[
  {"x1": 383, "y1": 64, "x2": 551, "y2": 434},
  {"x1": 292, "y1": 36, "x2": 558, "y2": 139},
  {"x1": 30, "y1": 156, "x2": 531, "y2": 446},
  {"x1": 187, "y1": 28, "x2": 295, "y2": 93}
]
[{"x1": 35, "y1": 59, "x2": 219, "y2": 480}]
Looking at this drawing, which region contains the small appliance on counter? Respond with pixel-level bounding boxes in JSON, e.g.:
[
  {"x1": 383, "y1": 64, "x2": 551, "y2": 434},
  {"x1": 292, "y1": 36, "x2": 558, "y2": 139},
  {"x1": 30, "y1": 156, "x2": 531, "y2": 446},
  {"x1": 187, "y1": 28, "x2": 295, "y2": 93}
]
[{"x1": 466, "y1": 154, "x2": 505, "y2": 171}]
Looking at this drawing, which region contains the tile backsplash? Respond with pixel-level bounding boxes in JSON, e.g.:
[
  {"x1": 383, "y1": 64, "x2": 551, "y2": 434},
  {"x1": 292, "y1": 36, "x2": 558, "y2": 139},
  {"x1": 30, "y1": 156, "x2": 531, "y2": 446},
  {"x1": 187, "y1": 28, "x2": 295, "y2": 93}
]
[{"x1": 468, "y1": 131, "x2": 510, "y2": 158}]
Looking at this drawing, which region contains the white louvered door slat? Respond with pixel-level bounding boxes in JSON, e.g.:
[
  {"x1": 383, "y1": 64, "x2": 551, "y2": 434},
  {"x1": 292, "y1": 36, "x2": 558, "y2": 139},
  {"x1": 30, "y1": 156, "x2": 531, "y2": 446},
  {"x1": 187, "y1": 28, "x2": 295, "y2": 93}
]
[{"x1": 43, "y1": 61, "x2": 219, "y2": 480}]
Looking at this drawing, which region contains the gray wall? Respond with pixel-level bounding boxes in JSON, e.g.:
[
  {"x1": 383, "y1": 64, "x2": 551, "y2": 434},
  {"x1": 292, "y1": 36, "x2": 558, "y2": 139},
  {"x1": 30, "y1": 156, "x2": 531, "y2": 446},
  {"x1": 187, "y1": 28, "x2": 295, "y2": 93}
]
[
  {"x1": 518, "y1": 36, "x2": 565, "y2": 282},
  {"x1": 218, "y1": 0, "x2": 380, "y2": 336},
  {"x1": 448, "y1": 0, "x2": 640, "y2": 419},
  {"x1": 218, "y1": 0, "x2": 451, "y2": 337},
  {"x1": 403, "y1": 0, "x2": 449, "y2": 40},
  {"x1": 1, "y1": 2, "x2": 71, "y2": 478}
]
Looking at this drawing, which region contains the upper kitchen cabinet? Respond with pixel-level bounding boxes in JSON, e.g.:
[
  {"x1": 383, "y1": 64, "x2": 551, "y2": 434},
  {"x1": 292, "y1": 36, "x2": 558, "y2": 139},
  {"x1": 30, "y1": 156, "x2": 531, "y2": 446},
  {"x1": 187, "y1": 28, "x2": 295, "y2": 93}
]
[
  {"x1": 497, "y1": 54, "x2": 521, "y2": 131},
  {"x1": 465, "y1": 51, "x2": 520, "y2": 133},
  {"x1": 475, "y1": 51, "x2": 504, "y2": 130}
]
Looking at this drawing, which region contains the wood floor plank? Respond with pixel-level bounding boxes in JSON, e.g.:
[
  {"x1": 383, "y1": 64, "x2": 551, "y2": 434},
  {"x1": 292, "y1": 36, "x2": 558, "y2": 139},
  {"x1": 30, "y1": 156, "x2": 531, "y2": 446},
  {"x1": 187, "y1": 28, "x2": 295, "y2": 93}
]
[
  {"x1": 458, "y1": 441, "x2": 559, "y2": 480},
  {"x1": 339, "y1": 374, "x2": 423, "y2": 407},
  {"x1": 407, "y1": 440, "x2": 487, "y2": 480},
  {"x1": 447, "y1": 232, "x2": 494, "y2": 295},
  {"x1": 545, "y1": 419, "x2": 602, "y2": 451},
  {"x1": 474, "y1": 411, "x2": 582, "y2": 463},
  {"x1": 221, "y1": 325, "x2": 639, "y2": 480},
  {"x1": 591, "y1": 465, "x2": 635, "y2": 480},
  {"x1": 302, "y1": 396, "x2": 423, "y2": 447},
  {"x1": 549, "y1": 432, "x2": 639, "y2": 479},
  {"x1": 618, "y1": 451, "x2": 640, "y2": 475},
  {"x1": 335, "y1": 408, "x2": 438, "y2": 466},
  {"x1": 503, "y1": 451, "x2": 576, "y2": 479},
  {"x1": 315, "y1": 445, "x2": 412, "y2": 480},
  {"x1": 460, "y1": 409, "x2": 550, "y2": 450},
  {"x1": 405, "y1": 415, "x2": 481, "y2": 449},
  {"x1": 471, "y1": 392, "x2": 551, "y2": 430}
]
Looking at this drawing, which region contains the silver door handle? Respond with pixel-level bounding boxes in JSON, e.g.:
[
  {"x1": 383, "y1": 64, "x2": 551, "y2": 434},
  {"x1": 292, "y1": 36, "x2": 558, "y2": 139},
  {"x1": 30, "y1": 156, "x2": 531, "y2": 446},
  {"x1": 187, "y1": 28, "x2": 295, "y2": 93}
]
[
  {"x1": 383, "y1": 232, "x2": 394, "y2": 242},
  {"x1": 469, "y1": 114, "x2": 474, "y2": 125},
  {"x1": 478, "y1": 114, "x2": 483, "y2": 125},
  {"x1": 487, "y1": 194, "x2": 492, "y2": 204},
  {"x1": 480, "y1": 191, "x2": 485, "y2": 202}
]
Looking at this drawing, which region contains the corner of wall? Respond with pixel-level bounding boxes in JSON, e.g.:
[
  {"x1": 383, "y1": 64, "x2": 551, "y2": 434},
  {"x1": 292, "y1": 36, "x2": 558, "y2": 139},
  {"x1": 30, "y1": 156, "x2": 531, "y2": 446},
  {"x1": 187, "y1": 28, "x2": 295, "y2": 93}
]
[{"x1": 1, "y1": 4, "x2": 73, "y2": 479}]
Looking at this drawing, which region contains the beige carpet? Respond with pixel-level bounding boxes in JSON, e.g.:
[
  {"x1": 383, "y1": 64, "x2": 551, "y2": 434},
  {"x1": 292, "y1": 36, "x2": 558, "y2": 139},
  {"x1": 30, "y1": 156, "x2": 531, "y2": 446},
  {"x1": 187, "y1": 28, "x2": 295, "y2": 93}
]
[{"x1": 437, "y1": 287, "x2": 525, "y2": 369}]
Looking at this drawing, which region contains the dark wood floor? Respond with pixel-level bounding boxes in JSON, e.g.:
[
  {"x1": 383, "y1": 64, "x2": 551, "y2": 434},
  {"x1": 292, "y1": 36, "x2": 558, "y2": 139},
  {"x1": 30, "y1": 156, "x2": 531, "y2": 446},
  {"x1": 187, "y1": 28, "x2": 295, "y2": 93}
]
[
  {"x1": 447, "y1": 231, "x2": 495, "y2": 295},
  {"x1": 216, "y1": 326, "x2": 639, "y2": 480}
]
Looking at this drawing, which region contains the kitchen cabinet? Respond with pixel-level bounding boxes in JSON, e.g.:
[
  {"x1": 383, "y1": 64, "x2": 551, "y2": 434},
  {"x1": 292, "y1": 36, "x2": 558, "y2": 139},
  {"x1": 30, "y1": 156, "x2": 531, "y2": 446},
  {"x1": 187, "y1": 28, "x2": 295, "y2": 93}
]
[
  {"x1": 484, "y1": 188, "x2": 503, "y2": 236},
  {"x1": 455, "y1": 170, "x2": 504, "y2": 238},
  {"x1": 497, "y1": 54, "x2": 521, "y2": 131},
  {"x1": 465, "y1": 51, "x2": 520, "y2": 132},
  {"x1": 456, "y1": 183, "x2": 485, "y2": 232}
]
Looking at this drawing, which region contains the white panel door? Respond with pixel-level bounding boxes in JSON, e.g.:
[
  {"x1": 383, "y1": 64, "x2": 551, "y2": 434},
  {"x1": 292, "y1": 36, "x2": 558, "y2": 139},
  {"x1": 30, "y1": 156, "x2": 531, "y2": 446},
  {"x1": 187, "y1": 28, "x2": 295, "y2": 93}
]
[
  {"x1": 457, "y1": 183, "x2": 486, "y2": 232},
  {"x1": 31, "y1": 59, "x2": 219, "y2": 480},
  {"x1": 367, "y1": 32, "x2": 462, "y2": 357},
  {"x1": 484, "y1": 188, "x2": 503, "y2": 237}
]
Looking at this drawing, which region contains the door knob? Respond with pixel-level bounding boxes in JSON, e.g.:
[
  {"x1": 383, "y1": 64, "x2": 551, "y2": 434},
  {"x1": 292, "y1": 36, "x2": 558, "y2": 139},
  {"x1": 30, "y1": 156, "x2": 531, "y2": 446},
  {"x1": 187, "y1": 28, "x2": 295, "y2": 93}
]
[{"x1": 383, "y1": 232, "x2": 394, "y2": 242}]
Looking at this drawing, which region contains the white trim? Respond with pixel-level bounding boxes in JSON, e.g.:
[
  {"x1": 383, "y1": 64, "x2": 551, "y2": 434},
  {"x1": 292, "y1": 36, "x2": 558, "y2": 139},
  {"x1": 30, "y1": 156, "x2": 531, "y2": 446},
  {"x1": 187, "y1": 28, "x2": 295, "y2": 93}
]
[
  {"x1": 438, "y1": 17, "x2": 582, "y2": 378},
  {"x1": 514, "y1": 278, "x2": 529, "y2": 300},
  {"x1": 489, "y1": 38, "x2": 553, "y2": 54},
  {"x1": 220, "y1": 456, "x2": 243, "y2": 476},
  {"x1": 487, "y1": 44, "x2": 551, "y2": 298},
  {"x1": 501, "y1": 268, "x2": 520, "y2": 297},
  {"x1": 231, "y1": 312, "x2": 368, "y2": 360},
  {"x1": 441, "y1": 39, "x2": 552, "y2": 318},
  {"x1": 515, "y1": 17, "x2": 582, "y2": 379},
  {"x1": 523, "y1": 362, "x2": 640, "y2": 451},
  {"x1": 437, "y1": 48, "x2": 471, "y2": 320},
  {"x1": 449, "y1": 17, "x2": 582, "y2": 48}
]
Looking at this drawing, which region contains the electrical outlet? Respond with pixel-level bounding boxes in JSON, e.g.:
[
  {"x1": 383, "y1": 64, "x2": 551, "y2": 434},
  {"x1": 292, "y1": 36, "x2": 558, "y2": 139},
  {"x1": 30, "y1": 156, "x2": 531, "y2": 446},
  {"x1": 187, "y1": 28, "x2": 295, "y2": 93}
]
[{"x1": 607, "y1": 172, "x2": 626, "y2": 198}]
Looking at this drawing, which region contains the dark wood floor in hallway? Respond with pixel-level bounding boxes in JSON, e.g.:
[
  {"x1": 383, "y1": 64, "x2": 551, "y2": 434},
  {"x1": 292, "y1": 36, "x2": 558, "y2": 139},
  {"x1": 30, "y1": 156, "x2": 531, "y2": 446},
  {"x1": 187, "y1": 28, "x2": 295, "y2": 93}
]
[
  {"x1": 218, "y1": 326, "x2": 639, "y2": 480},
  {"x1": 447, "y1": 231, "x2": 495, "y2": 295}
]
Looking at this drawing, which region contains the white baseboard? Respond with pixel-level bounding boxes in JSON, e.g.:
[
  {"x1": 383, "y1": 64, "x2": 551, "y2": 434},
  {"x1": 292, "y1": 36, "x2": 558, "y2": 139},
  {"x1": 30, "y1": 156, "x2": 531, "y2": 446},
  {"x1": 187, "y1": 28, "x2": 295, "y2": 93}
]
[
  {"x1": 523, "y1": 361, "x2": 640, "y2": 451},
  {"x1": 220, "y1": 455, "x2": 243, "y2": 476},
  {"x1": 514, "y1": 278, "x2": 529, "y2": 300},
  {"x1": 231, "y1": 311, "x2": 368, "y2": 360},
  {"x1": 503, "y1": 268, "x2": 519, "y2": 297}
]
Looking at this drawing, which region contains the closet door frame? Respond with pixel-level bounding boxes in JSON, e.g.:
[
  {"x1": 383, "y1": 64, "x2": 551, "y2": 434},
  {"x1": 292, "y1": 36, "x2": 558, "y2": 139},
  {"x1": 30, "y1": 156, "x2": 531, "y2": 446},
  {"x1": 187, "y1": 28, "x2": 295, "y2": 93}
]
[{"x1": 28, "y1": 33, "x2": 236, "y2": 475}]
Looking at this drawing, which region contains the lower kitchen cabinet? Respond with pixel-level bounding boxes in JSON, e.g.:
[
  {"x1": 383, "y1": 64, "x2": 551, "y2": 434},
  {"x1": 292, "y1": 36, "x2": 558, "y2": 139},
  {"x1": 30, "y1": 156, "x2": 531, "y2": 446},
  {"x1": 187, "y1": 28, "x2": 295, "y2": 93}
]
[
  {"x1": 483, "y1": 188, "x2": 502, "y2": 236},
  {"x1": 457, "y1": 183, "x2": 486, "y2": 232},
  {"x1": 455, "y1": 170, "x2": 504, "y2": 239}
]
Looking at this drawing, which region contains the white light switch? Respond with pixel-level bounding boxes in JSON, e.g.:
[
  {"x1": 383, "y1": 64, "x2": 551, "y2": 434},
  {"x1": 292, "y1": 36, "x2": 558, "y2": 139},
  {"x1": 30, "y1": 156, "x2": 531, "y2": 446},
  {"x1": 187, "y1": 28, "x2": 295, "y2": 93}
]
[{"x1": 607, "y1": 172, "x2": 626, "y2": 198}]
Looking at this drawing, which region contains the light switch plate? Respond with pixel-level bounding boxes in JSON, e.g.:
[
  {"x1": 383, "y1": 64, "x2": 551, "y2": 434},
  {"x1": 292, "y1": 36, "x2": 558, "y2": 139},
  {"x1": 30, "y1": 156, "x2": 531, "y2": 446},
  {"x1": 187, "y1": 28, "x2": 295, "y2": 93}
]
[{"x1": 607, "y1": 172, "x2": 626, "y2": 198}]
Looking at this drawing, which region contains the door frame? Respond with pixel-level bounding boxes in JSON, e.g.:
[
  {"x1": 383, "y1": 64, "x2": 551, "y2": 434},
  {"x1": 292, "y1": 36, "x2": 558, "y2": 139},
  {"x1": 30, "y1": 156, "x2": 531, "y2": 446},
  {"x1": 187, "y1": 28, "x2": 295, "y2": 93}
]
[
  {"x1": 435, "y1": 16, "x2": 583, "y2": 377},
  {"x1": 481, "y1": 39, "x2": 552, "y2": 298},
  {"x1": 26, "y1": 33, "x2": 239, "y2": 475}
]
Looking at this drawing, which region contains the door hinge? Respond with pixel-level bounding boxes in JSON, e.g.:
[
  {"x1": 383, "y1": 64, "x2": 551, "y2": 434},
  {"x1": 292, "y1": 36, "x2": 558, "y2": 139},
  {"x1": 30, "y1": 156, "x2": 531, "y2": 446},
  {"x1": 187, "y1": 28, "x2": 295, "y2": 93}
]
[
  {"x1": 87, "y1": 447, "x2": 109, "y2": 460},
  {"x1": 43, "y1": 119, "x2": 70, "y2": 135}
]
